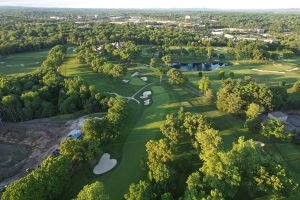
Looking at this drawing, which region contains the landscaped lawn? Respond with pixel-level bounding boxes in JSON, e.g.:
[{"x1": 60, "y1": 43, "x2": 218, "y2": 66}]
[{"x1": 0, "y1": 50, "x2": 49, "y2": 75}]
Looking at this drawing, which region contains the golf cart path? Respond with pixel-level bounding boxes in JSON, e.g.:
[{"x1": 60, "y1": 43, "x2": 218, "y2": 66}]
[{"x1": 107, "y1": 80, "x2": 160, "y2": 104}]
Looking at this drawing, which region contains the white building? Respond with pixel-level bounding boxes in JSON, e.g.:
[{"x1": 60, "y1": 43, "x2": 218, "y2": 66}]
[{"x1": 185, "y1": 15, "x2": 191, "y2": 20}]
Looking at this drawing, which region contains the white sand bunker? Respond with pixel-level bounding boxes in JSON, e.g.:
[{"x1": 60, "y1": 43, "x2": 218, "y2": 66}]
[
  {"x1": 93, "y1": 153, "x2": 117, "y2": 175},
  {"x1": 286, "y1": 67, "x2": 299, "y2": 72},
  {"x1": 122, "y1": 79, "x2": 130, "y2": 84},
  {"x1": 140, "y1": 77, "x2": 148, "y2": 82},
  {"x1": 20, "y1": 64, "x2": 25, "y2": 67},
  {"x1": 131, "y1": 72, "x2": 139, "y2": 77},
  {"x1": 252, "y1": 69, "x2": 285, "y2": 74},
  {"x1": 0, "y1": 62, "x2": 5, "y2": 64},
  {"x1": 144, "y1": 99, "x2": 150, "y2": 105},
  {"x1": 140, "y1": 91, "x2": 152, "y2": 99},
  {"x1": 254, "y1": 141, "x2": 265, "y2": 147}
]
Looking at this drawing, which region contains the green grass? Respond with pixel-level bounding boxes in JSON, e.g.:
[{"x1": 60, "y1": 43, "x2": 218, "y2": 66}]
[
  {"x1": 59, "y1": 53, "x2": 150, "y2": 96},
  {"x1": 0, "y1": 50, "x2": 49, "y2": 75}
]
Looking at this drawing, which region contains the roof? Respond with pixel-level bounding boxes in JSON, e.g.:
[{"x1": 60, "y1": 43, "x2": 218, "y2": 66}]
[
  {"x1": 68, "y1": 130, "x2": 82, "y2": 139},
  {"x1": 269, "y1": 111, "x2": 288, "y2": 118}
]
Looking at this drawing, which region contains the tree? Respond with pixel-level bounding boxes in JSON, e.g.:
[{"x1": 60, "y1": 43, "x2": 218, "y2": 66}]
[
  {"x1": 60, "y1": 138, "x2": 85, "y2": 161},
  {"x1": 167, "y1": 68, "x2": 185, "y2": 85},
  {"x1": 204, "y1": 89, "x2": 214, "y2": 102},
  {"x1": 270, "y1": 86, "x2": 288, "y2": 110},
  {"x1": 154, "y1": 67, "x2": 167, "y2": 83},
  {"x1": 246, "y1": 103, "x2": 264, "y2": 120},
  {"x1": 107, "y1": 96, "x2": 127, "y2": 125},
  {"x1": 217, "y1": 87, "x2": 244, "y2": 114},
  {"x1": 207, "y1": 46, "x2": 214, "y2": 60},
  {"x1": 124, "y1": 181, "x2": 153, "y2": 200},
  {"x1": 146, "y1": 139, "x2": 173, "y2": 172},
  {"x1": 161, "y1": 55, "x2": 172, "y2": 66},
  {"x1": 245, "y1": 117, "x2": 262, "y2": 134},
  {"x1": 76, "y1": 181, "x2": 110, "y2": 200},
  {"x1": 150, "y1": 58, "x2": 157, "y2": 68},
  {"x1": 291, "y1": 80, "x2": 300, "y2": 92},
  {"x1": 198, "y1": 76, "x2": 210, "y2": 93},
  {"x1": 81, "y1": 117, "x2": 117, "y2": 144},
  {"x1": 2, "y1": 156, "x2": 72, "y2": 200},
  {"x1": 198, "y1": 71, "x2": 203, "y2": 77},
  {"x1": 262, "y1": 119, "x2": 292, "y2": 141}
]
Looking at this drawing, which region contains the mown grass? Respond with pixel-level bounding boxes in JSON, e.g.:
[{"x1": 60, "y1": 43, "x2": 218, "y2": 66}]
[
  {"x1": 59, "y1": 53, "x2": 150, "y2": 97},
  {"x1": 0, "y1": 50, "x2": 49, "y2": 75}
]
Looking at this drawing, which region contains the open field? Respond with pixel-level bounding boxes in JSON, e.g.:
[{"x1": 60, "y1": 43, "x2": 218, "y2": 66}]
[{"x1": 0, "y1": 50, "x2": 48, "y2": 75}]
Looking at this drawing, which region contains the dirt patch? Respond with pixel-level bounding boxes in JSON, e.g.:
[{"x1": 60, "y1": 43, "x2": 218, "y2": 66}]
[{"x1": 0, "y1": 119, "x2": 71, "y2": 185}]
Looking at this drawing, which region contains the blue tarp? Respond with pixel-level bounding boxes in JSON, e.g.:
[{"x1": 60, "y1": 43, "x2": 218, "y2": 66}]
[{"x1": 68, "y1": 130, "x2": 82, "y2": 139}]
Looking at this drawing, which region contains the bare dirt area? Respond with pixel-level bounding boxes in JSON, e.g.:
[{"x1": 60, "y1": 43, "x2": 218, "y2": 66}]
[{"x1": 0, "y1": 118, "x2": 74, "y2": 187}]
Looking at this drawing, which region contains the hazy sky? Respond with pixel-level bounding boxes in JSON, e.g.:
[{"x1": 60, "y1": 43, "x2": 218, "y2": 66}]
[{"x1": 0, "y1": 0, "x2": 300, "y2": 9}]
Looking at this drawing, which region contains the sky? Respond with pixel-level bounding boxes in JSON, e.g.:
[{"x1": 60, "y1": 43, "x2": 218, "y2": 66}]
[{"x1": 0, "y1": 0, "x2": 300, "y2": 9}]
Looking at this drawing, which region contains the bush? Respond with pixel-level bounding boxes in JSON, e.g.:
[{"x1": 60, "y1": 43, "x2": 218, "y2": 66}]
[{"x1": 228, "y1": 71, "x2": 234, "y2": 79}]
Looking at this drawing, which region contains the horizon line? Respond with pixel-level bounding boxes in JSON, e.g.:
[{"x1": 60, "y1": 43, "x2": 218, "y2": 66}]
[{"x1": 0, "y1": 6, "x2": 299, "y2": 10}]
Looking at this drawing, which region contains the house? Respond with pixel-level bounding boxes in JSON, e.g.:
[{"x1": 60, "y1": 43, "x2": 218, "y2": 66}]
[
  {"x1": 67, "y1": 130, "x2": 82, "y2": 139},
  {"x1": 268, "y1": 111, "x2": 288, "y2": 123}
]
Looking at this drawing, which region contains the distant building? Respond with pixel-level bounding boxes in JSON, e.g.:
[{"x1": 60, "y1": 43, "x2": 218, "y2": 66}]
[
  {"x1": 212, "y1": 31, "x2": 223, "y2": 37},
  {"x1": 185, "y1": 15, "x2": 191, "y2": 20},
  {"x1": 268, "y1": 112, "x2": 288, "y2": 123},
  {"x1": 224, "y1": 34, "x2": 234, "y2": 39}
]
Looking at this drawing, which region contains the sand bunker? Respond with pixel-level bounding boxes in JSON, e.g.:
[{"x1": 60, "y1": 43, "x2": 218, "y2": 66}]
[
  {"x1": 140, "y1": 77, "x2": 148, "y2": 82},
  {"x1": 93, "y1": 153, "x2": 117, "y2": 175},
  {"x1": 122, "y1": 79, "x2": 130, "y2": 84},
  {"x1": 144, "y1": 99, "x2": 150, "y2": 106},
  {"x1": 131, "y1": 72, "x2": 139, "y2": 77},
  {"x1": 20, "y1": 64, "x2": 25, "y2": 67},
  {"x1": 140, "y1": 91, "x2": 152, "y2": 99},
  {"x1": 252, "y1": 69, "x2": 285, "y2": 74},
  {"x1": 286, "y1": 67, "x2": 299, "y2": 72}
]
